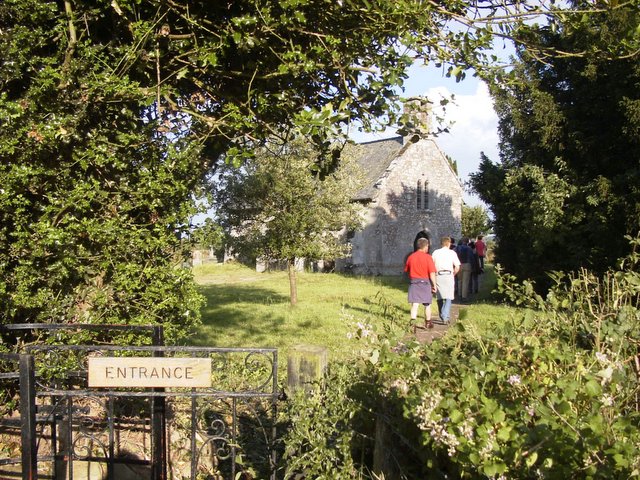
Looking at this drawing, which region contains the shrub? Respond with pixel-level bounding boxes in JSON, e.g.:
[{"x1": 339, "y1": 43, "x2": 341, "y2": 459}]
[
  {"x1": 279, "y1": 363, "x2": 377, "y2": 479},
  {"x1": 280, "y1": 236, "x2": 640, "y2": 479}
]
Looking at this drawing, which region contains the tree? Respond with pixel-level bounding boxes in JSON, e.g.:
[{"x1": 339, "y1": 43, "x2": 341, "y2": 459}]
[
  {"x1": 0, "y1": 0, "x2": 478, "y2": 338},
  {"x1": 213, "y1": 138, "x2": 364, "y2": 305},
  {"x1": 461, "y1": 204, "x2": 491, "y2": 239},
  {"x1": 470, "y1": 2, "x2": 640, "y2": 288},
  {"x1": 191, "y1": 219, "x2": 225, "y2": 259}
]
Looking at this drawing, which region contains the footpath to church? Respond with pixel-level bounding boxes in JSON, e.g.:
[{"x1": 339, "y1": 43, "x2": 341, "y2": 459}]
[{"x1": 412, "y1": 302, "x2": 466, "y2": 343}]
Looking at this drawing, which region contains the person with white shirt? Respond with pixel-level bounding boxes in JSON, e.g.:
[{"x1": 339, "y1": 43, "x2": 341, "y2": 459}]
[{"x1": 431, "y1": 236, "x2": 461, "y2": 324}]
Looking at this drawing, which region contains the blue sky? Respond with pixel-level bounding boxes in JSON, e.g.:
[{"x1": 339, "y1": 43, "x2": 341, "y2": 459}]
[{"x1": 351, "y1": 63, "x2": 500, "y2": 207}]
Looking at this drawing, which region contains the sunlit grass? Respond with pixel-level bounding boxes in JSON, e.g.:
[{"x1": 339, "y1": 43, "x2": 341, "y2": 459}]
[
  {"x1": 192, "y1": 263, "x2": 408, "y2": 358},
  {"x1": 191, "y1": 262, "x2": 510, "y2": 362}
]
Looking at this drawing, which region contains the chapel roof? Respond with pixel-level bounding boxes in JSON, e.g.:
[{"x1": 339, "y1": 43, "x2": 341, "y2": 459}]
[{"x1": 353, "y1": 136, "x2": 405, "y2": 201}]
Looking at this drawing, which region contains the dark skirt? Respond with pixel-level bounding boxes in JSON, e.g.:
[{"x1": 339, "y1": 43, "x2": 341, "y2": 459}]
[{"x1": 408, "y1": 278, "x2": 432, "y2": 304}]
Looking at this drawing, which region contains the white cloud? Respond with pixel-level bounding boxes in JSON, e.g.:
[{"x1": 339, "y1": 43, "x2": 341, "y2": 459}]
[{"x1": 427, "y1": 82, "x2": 499, "y2": 201}]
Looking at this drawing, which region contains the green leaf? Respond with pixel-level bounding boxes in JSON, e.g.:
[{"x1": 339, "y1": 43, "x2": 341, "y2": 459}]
[
  {"x1": 450, "y1": 409, "x2": 464, "y2": 423},
  {"x1": 585, "y1": 380, "x2": 601, "y2": 397},
  {"x1": 483, "y1": 461, "x2": 506, "y2": 477},
  {"x1": 556, "y1": 401, "x2": 571, "y2": 415},
  {"x1": 613, "y1": 453, "x2": 628, "y2": 467},
  {"x1": 493, "y1": 409, "x2": 506, "y2": 423},
  {"x1": 588, "y1": 415, "x2": 604, "y2": 435},
  {"x1": 369, "y1": 349, "x2": 380, "y2": 365},
  {"x1": 484, "y1": 462, "x2": 499, "y2": 477},
  {"x1": 497, "y1": 425, "x2": 511, "y2": 441},
  {"x1": 462, "y1": 374, "x2": 479, "y2": 394},
  {"x1": 449, "y1": 66, "x2": 463, "y2": 79}
]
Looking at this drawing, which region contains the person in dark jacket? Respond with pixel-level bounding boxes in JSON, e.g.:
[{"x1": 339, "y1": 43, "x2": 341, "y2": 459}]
[
  {"x1": 468, "y1": 241, "x2": 482, "y2": 295},
  {"x1": 455, "y1": 237, "x2": 473, "y2": 302}
]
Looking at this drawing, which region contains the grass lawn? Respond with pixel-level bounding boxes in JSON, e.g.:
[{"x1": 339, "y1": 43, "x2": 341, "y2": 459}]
[
  {"x1": 192, "y1": 262, "x2": 406, "y2": 359},
  {"x1": 191, "y1": 262, "x2": 505, "y2": 362}
]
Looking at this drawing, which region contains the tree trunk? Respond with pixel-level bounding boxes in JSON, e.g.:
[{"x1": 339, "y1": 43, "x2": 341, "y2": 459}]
[{"x1": 288, "y1": 259, "x2": 298, "y2": 306}]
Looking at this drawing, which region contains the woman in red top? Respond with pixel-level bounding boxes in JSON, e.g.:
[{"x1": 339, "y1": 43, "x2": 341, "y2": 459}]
[{"x1": 404, "y1": 237, "x2": 437, "y2": 330}]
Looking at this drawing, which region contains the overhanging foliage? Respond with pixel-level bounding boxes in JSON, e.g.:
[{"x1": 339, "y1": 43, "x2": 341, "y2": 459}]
[
  {"x1": 2, "y1": 0, "x2": 638, "y2": 337},
  {"x1": 470, "y1": 2, "x2": 640, "y2": 288}
]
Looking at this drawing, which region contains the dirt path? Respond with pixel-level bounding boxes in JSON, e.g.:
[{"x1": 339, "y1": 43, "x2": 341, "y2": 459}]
[{"x1": 412, "y1": 303, "x2": 466, "y2": 343}]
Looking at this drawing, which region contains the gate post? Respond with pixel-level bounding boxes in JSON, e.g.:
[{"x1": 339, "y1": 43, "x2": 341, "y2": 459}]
[
  {"x1": 19, "y1": 354, "x2": 37, "y2": 480},
  {"x1": 151, "y1": 326, "x2": 167, "y2": 480},
  {"x1": 287, "y1": 344, "x2": 328, "y2": 394}
]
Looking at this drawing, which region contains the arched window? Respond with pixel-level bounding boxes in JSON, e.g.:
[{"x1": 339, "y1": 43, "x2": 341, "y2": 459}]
[
  {"x1": 423, "y1": 180, "x2": 429, "y2": 210},
  {"x1": 416, "y1": 180, "x2": 422, "y2": 210}
]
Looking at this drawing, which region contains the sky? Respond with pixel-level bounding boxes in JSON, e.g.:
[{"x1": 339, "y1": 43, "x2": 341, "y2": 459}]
[{"x1": 351, "y1": 63, "x2": 501, "y2": 207}]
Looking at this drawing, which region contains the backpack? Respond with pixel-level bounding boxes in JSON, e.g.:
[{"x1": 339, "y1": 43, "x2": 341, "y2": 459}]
[{"x1": 456, "y1": 245, "x2": 469, "y2": 263}]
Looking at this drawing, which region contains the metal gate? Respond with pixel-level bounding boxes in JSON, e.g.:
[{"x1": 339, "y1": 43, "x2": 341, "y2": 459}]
[{"x1": 0, "y1": 325, "x2": 279, "y2": 480}]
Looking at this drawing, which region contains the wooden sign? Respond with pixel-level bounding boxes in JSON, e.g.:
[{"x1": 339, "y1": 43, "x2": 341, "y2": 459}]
[{"x1": 88, "y1": 357, "x2": 212, "y2": 388}]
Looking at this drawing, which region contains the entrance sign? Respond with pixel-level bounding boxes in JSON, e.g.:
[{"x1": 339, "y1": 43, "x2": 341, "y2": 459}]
[{"x1": 88, "y1": 357, "x2": 212, "y2": 388}]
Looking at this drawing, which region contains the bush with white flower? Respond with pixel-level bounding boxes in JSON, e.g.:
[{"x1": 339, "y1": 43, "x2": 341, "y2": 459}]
[
  {"x1": 281, "y1": 237, "x2": 640, "y2": 478},
  {"x1": 367, "y1": 236, "x2": 640, "y2": 478}
]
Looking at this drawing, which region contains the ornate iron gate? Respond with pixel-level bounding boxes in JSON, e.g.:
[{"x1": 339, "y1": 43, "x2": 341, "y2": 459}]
[{"x1": 0, "y1": 325, "x2": 279, "y2": 480}]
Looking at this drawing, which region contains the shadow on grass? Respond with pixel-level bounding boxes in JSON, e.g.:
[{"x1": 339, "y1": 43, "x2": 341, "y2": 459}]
[
  {"x1": 192, "y1": 284, "x2": 290, "y2": 347},
  {"x1": 331, "y1": 272, "x2": 408, "y2": 292},
  {"x1": 191, "y1": 266, "x2": 499, "y2": 349}
]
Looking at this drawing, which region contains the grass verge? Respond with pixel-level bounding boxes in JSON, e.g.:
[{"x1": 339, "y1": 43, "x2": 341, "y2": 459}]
[{"x1": 191, "y1": 262, "x2": 508, "y2": 362}]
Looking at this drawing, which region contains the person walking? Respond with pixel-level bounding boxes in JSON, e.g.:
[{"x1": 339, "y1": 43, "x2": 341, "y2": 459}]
[
  {"x1": 450, "y1": 237, "x2": 458, "y2": 296},
  {"x1": 468, "y1": 240, "x2": 481, "y2": 295},
  {"x1": 475, "y1": 235, "x2": 486, "y2": 271},
  {"x1": 413, "y1": 230, "x2": 430, "y2": 252},
  {"x1": 404, "y1": 237, "x2": 437, "y2": 331},
  {"x1": 432, "y1": 236, "x2": 460, "y2": 324},
  {"x1": 455, "y1": 237, "x2": 473, "y2": 302}
]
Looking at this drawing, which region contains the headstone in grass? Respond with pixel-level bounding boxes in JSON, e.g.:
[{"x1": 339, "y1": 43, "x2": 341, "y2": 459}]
[{"x1": 287, "y1": 344, "x2": 328, "y2": 394}]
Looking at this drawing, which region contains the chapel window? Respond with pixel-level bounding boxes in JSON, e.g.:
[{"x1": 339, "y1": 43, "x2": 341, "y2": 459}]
[
  {"x1": 416, "y1": 180, "x2": 422, "y2": 210},
  {"x1": 423, "y1": 180, "x2": 430, "y2": 210}
]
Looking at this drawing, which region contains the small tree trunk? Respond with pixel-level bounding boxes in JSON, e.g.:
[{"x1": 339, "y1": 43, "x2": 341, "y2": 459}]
[{"x1": 288, "y1": 258, "x2": 298, "y2": 306}]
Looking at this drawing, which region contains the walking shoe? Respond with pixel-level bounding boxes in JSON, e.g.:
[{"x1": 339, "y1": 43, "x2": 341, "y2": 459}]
[{"x1": 426, "y1": 321, "x2": 434, "y2": 329}]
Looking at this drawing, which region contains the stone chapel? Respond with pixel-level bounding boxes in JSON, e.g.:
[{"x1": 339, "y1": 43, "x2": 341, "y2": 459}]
[{"x1": 336, "y1": 133, "x2": 463, "y2": 275}]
